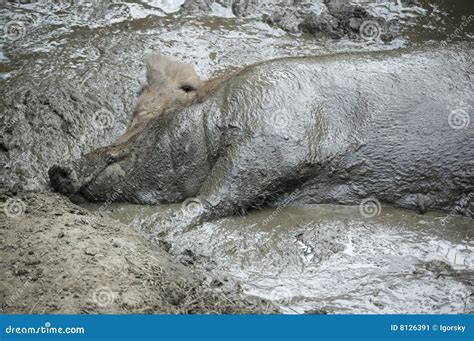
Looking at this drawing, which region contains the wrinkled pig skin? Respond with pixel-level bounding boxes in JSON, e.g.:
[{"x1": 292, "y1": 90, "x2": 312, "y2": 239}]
[{"x1": 50, "y1": 44, "x2": 474, "y2": 223}]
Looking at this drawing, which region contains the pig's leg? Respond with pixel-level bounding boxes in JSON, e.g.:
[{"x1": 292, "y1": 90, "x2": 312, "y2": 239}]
[
  {"x1": 196, "y1": 135, "x2": 309, "y2": 222},
  {"x1": 150, "y1": 136, "x2": 307, "y2": 231}
]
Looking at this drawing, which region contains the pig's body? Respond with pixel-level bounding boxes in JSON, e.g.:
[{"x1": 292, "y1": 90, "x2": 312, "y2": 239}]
[{"x1": 50, "y1": 45, "x2": 474, "y2": 221}]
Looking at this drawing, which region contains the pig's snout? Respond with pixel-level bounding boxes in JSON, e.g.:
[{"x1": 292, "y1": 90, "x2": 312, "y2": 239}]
[{"x1": 49, "y1": 164, "x2": 80, "y2": 195}]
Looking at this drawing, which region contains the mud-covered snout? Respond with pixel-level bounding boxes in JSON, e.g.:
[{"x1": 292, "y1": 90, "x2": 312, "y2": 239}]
[
  {"x1": 49, "y1": 164, "x2": 81, "y2": 194},
  {"x1": 48, "y1": 143, "x2": 130, "y2": 202},
  {"x1": 48, "y1": 163, "x2": 90, "y2": 203}
]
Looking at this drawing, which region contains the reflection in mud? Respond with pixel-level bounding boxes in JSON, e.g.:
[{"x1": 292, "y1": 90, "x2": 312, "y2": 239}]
[{"x1": 90, "y1": 203, "x2": 473, "y2": 314}]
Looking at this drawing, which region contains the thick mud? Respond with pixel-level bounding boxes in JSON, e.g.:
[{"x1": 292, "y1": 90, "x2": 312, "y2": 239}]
[
  {"x1": 85, "y1": 202, "x2": 474, "y2": 314},
  {"x1": 1, "y1": 1, "x2": 473, "y2": 314},
  {"x1": 0, "y1": 192, "x2": 273, "y2": 314}
]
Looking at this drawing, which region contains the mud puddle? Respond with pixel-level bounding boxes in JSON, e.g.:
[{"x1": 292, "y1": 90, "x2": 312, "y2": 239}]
[{"x1": 82, "y1": 203, "x2": 474, "y2": 314}]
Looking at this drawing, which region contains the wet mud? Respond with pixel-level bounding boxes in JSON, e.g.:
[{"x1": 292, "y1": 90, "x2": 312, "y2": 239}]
[{"x1": 1, "y1": 0, "x2": 473, "y2": 314}]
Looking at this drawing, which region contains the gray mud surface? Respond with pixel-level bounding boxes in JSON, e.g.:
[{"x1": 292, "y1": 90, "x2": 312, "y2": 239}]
[
  {"x1": 87, "y1": 202, "x2": 474, "y2": 314},
  {"x1": 1, "y1": 1, "x2": 473, "y2": 314}
]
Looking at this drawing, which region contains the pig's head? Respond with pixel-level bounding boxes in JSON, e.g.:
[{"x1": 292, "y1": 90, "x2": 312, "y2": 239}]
[
  {"x1": 116, "y1": 53, "x2": 203, "y2": 143},
  {"x1": 49, "y1": 54, "x2": 209, "y2": 204}
]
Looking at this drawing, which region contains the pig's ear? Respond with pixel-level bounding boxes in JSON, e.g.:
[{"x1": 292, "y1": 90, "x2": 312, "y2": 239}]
[{"x1": 145, "y1": 53, "x2": 202, "y2": 90}]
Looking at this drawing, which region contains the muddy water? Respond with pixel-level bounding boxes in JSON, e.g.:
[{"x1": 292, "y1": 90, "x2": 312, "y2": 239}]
[
  {"x1": 84, "y1": 202, "x2": 473, "y2": 314},
  {"x1": 2, "y1": 1, "x2": 473, "y2": 313}
]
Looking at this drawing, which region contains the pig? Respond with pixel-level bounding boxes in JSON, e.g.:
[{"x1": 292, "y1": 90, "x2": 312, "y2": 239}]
[{"x1": 49, "y1": 44, "x2": 474, "y2": 225}]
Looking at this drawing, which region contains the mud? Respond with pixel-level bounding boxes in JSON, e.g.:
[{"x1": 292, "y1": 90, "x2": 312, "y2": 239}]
[
  {"x1": 92, "y1": 202, "x2": 474, "y2": 314},
  {"x1": 1, "y1": 0, "x2": 465, "y2": 192},
  {"x1": 1, "y1": 0, "x2": 473, "y2": 315},
  {"x1": 0, "y1": 192, "x2": 273, "y2": 314}
]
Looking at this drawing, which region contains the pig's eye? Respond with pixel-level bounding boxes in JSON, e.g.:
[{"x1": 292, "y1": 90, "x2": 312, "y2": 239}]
[{"x1": 179, "y1": 84, "x2": 196, "y2": 93}]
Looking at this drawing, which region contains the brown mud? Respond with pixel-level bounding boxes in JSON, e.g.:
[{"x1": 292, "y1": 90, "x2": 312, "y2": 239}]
[{"x1": 0, "y1": 192, "x2": 273, "y2": 314}]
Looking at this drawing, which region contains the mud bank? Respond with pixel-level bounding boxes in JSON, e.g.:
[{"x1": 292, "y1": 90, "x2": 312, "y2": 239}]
[{"x1": 0, "y1": 192, "x2": 272, "y2": 314}]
